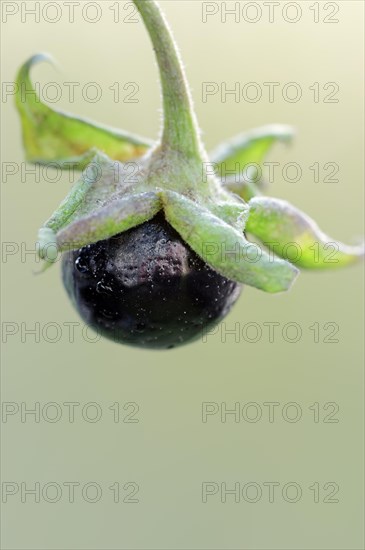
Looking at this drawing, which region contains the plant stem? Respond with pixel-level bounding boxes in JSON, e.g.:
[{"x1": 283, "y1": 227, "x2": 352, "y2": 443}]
[{"x1": 133, "y1": 0, "x2": 202, "y2": 158}]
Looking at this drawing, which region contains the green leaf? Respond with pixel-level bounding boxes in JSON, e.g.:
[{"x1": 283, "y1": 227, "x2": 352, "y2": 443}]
[
  {"x1": 38, "y1": 151, "x2": 151, "y2": 264},
  {"x1": 56, "y1": 192, "x2": 161, "y2": 251},
  {"x1": 246, "y1": 197, "x2": 364, "y2": 269},
  {"x1": 43, "y1": 151, "x2": 126, "y2": 232},
  {"x1": 210, "y1": 124, "x2": 294, "y2": 185},
  {"x1": 223, "y1": 176, "x2": 261, "y2": 201},
  {"x1": 162, "y1": 191, "x2": 298, "y2": 293},
  {"x1": 15, "y1": 54, "x2": 152, "y2": 168}
]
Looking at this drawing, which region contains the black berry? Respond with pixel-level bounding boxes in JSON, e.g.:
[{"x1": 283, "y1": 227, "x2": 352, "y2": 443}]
[{"x1": 62, "y1": 214, "x2": 242, "y2": 349}]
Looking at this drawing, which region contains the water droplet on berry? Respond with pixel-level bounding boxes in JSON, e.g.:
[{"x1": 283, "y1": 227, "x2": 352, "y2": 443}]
[{"x1": 75, "y1": 257, "x2": 89, "y2": 273}]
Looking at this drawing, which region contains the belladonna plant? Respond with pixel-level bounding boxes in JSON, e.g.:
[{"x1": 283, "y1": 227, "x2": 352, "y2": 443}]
[{"x1": 15, "y1": 0, "x2": 363, "y2": 349}]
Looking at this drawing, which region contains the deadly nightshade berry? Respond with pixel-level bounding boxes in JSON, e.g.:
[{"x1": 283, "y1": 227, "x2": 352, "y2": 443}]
[
  {"x1": 62, "y1": 214, "x2": 242, "y2": 349},
  {"x1": 15, "y1": 0, "x2": 364, "y2": 349}
]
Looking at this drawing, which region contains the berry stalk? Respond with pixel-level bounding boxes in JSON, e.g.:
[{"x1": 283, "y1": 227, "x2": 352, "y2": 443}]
[{"x1": 134, "y1": 0, "x2": 202, "y2": 159}]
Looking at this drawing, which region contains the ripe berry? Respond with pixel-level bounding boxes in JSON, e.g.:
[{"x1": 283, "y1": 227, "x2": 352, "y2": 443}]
[{"x1": 62, "y1": 214, "x2": 241, "y2": 349}]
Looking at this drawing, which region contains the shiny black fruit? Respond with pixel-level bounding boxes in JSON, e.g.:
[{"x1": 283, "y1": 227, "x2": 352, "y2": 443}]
[{"x1": 62, "y1": 214, "x2": 242, "y2": 349}]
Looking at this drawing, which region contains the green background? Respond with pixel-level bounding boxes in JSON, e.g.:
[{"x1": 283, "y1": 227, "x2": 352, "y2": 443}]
[{"x1": 1, "y1": 1, "x2": 364, "y2": 548}]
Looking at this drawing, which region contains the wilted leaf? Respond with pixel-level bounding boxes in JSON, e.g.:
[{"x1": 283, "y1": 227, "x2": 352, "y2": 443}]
[
  {"x1": 56, "y1": 192, "x2": 161, "y2": 251},
  {"x1": 210, "y1": 124, "x2": 294, "y2": 186},
  {"x1": 246, "y1": 197, "x2": 364, "y2": 268},
  {"x1": 223, "y1": 176, "x2": 261, "y2": 201},
  {"x1": 162, "y1": 191, "x2": 298, "y2": 293},
  {"x1": 15, "y1": 54, "x2": 152, "y2": 168}
]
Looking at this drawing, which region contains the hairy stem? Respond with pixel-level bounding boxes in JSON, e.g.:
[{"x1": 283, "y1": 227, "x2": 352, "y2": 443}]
[{"x1": 134, "y1": 0, "x2": 202, "y2": 158}]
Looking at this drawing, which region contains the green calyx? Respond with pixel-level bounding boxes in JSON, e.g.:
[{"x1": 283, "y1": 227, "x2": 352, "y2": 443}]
[{"x1": 15, "y1": 0, "x2": 363, "y2": 293}]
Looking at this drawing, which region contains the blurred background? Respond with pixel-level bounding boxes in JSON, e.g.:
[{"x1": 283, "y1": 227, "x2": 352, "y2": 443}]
[{"x1": 1, "y1": 1, "x2": 364, "y2": 548}]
